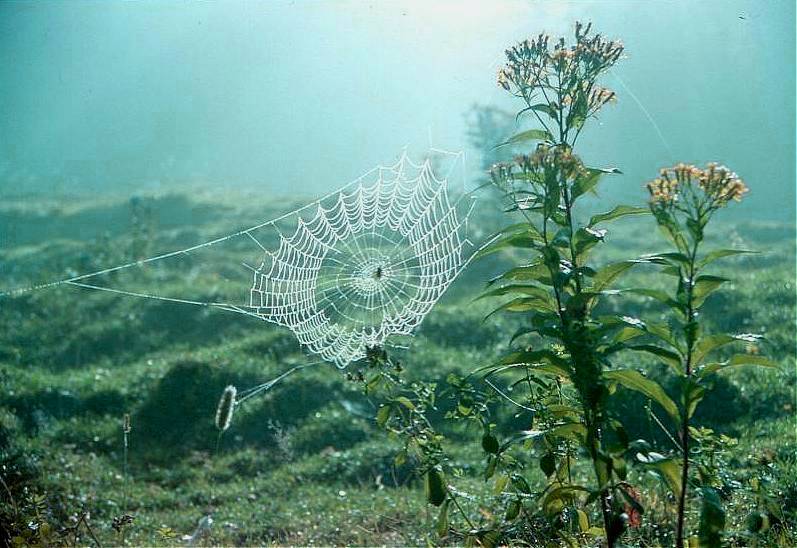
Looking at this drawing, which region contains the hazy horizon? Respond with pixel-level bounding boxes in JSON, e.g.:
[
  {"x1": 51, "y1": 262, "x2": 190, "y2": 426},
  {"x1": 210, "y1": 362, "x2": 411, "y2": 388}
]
[{"x1": 0, "y1": 0, "x2": 794, "y2": 220}]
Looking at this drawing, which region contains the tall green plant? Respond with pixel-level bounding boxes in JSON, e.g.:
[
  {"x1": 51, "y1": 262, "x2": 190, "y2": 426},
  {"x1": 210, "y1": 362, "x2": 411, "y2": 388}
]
[
  {"x1": 481, "y1": 22, "x2": 650, "y2": 546},
  {"x1": 640, "y1": 163, "x2": 776, "y2": 547}
]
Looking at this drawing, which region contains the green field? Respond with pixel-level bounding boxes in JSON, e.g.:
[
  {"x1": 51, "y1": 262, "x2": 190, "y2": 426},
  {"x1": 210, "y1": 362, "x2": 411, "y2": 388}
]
[{"x1": 0, "y1": 190, "x2": 795, "y2": 546}]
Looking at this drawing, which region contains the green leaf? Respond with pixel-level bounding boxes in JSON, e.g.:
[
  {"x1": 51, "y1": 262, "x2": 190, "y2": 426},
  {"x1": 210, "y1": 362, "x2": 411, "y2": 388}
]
[
  {"x1": 692, "y1": 333, "x2": 763, "y2": 366},
  {"x1": 571, "y1": 169, "x2": 602, "y2": 200},
  {"x1": 474, "y1": 231, "x2": 542, "y2": 260},
  {"x1": 491, "y1": 349, "x2": 571, "y2": 374},
  {"x1": 699, "y1": 487, "x2": 726, "y2": 547},
  {"x1": 488, "y1": 262, "x2": 552, "y2": 287},
  {"x1": 477, "y1": 284, "x2": 552, "y2": 303},
  {"x1": 699, "y1": 354, "x2": 778, "y2": 379},
  {"x1": 436, "y1": 499, "x2": 450, "y2": 538},
  {"x1": 493, "y1": 474, "x2": 510, "y2": 495},
  {"x1": 698, "y1": 248, "x2": 758, "y2": 269},
  {"x1": 375, "y1": 405, "x2": 391, "y2": 427},
  {"x1": 573, "y1": 227, "x2": 607, "y2": 257},
  {"x1": 425, "y1": 468, "x2": 447, "y2": 506},
  {"x1": 685, "y1": 379, "x2": 706, "y2": 419},
  {"x1": 626, "y1": 288, "x2": 686, "y2": 316},
  {"x1": 540, "y1": 452, "x2": 556, "y2": 477},
  {"x1": 644, "y1": 457, "x2": 682, "y2": 499},
  {"x1": 493, "y1": 128, "x2": 553, "y2": 149},
  {"x1": 482, "y1": 432, "x2": 500, "y2": 454},
  {"x1": 648, "y1": 252, "x2": 691, "y2": 266},
  {"x1": 485, "y1": 296, "x2": 558, "y2": 318},
  {"x1": 597, "y1": 315, "x2": 683, "y2": 353},
  {"x1": 577, "y1": 509, "x2": 590, "y2": 532},
  {"x1": 626, "y1": 344, "x2": 684, "y2": 374},
  {"x1": 542, "y1": 485, "x2": 590, "y2": 517},
  {"x1": 511, "y1": 474, "x2": 532, "y2": 494},
  {"x1": 484, "y1": 455, "x2": 498, "y2": 480},
  {"x1": 547, "y1": 422, "x2": 587, "y2": 442},
  {"x1": 588, "y1": 205, "x2": 649, "y2": 227},
  {"x1": 604, "y1": 369, "x2": 679, "y2": 422},
  {"x1": 521, "y1": 102, "x2": 558, "y2": 120},
  {"x1": 395, "y1": 396, "x2": 415, "y2": 410},
  {"x1": 505, "y1": 499, "x2": 522, "y2": 521},
  {"x1": 547, "y1": 403, "x2": 581, "y2": 419},
  {"x1": 692, "y1": 275, "x2": 729, "y2": 308},
  {"x1": 591, "y1": 261, "x2": 638, "y2": 292}
]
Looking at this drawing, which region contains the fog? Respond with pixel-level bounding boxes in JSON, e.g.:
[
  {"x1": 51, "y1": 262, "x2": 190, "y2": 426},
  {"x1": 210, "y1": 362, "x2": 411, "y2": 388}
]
[{"x1": 0, "y1": 0, "x2": 793, "y2": 219}]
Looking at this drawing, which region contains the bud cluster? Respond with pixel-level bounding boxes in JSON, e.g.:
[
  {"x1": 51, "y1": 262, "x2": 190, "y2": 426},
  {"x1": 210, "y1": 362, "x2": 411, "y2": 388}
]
[{"x1": 491, "y1": 144, "x2": 586, "y2": 189}]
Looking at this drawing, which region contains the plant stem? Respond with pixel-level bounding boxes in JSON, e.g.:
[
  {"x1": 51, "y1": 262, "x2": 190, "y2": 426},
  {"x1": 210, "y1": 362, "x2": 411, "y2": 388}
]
[
  {"x1": 447, "y1": 488, "x2": 476, "y2": 531},
  {"x1": 676, "y1": 235, "x2": 701, "y2": 548},
  {"x1": 559, "y1": 145, "x2": 614, "y2": 545},
  {"x1": 122, "y1": 422, "x2": 129, "y2": 546},
  {"x1": 123, "y1": 428, "x2": 128, "y2": 512}
]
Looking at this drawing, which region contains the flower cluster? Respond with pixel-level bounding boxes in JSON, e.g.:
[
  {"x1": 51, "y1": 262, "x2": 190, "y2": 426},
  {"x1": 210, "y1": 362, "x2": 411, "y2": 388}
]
[
  {"x1": 647, "y1": 162, "x2": 748, "y2": 210},
  {"x1": 496, "y1": 22, "x2": 623, "y2": 124}
]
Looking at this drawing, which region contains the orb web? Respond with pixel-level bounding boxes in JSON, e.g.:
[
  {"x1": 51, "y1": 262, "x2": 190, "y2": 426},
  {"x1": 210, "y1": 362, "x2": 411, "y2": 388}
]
[
  {"x1": 1, "y1": 152, "x2": 479, "y2": 370},
  {"x1": 248, "y1": 156, "x2": 473, "y2": 367}
]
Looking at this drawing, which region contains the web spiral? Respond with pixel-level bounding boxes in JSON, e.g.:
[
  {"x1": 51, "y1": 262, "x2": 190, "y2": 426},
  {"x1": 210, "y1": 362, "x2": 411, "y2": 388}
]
[{"x1": 248, "y1": 156, "x2": 473, "y2": 367}]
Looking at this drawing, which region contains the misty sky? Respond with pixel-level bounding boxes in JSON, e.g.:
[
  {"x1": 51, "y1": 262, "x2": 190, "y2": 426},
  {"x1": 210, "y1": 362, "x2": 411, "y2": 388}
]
[{"x1": 0, "y1": 0, "x2": 794, "y2": 219}]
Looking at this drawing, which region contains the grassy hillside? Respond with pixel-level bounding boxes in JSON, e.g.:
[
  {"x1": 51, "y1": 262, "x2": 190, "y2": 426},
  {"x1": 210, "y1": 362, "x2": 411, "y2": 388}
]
[{"x1": 0, "y1": 190, "x2": 794, "y2": 546}]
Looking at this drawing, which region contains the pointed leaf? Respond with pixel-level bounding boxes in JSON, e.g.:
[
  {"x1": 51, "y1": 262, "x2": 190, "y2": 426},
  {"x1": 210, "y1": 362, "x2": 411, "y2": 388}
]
[
  {"x1": 477, "y1": 284, "x2": 552, "y2": 302},
  {"x1": 699, "y1": 354, "x2": 778, "y2": 379},
  {"x1": 588, "y1": 205, "x2": 649, "y2": 227},
  {"x1": 542, "y1": 485, "x2": 590, "y2": 517},
  {"x1": 698, "y1": 248, "x2": 758, "y2": 269},
  {"x1": 493, "y1": 129, "x2": 553, "y2": 149},
  {"x1": 571, "y1": 169, "x2": 602, "y2": 200},
  {"x1": 589, "y1": 166, "x2": 623, "y2": 174},
  {"x1": 693, "y1": 333, "x2": 763, "y2": 366},
  {"x1": 649, "y1": 458, "x2": 682, "y2": 499},
  {"x1": 485, "y1": 296, "x2": 558, "y2": 318},
  {"x1": 626, "y1": 288, "x2": 686, "y2": 316},
  {"x1": 573, "y1": 227, "x2": 607, "y2": 257},
  {"x1": 604, "y1": 369, "x2": 680, "y2": 422},
  {"x1": 626, "y1": 344, "x2": 684, "y2": 374},
  {"x1": 521, "y1": 102, "x2": 558, "y2": 120},
  {"x1": 577, "y1": 509, "x2": 590, "y2": 532},
  {"x1": 592, "y1": 261, "x2": 638, "y2": 292},
  {"x1": 505, "y1": 499, "x2": 522, "y2": 521},
  {"x1": 425, "y1": 468, "x2": 447, "y2": 506},
  {"x1": 436, "y1": 500, "x2": 450, "y2": 537},
  {"x1": 540, "y1": 452, "x2": 556, "y2": 477},
  {"x1": 636, "y1": 451, "x2": 682, "y2": 498},
  {"x1": 488, "y1": 262, "x2": 552, "y2": 287},
  {"x1": 474, "y1": 233, "x2": 541, "y2": 260},
  {"x1": 699, "y1": 487, "x2": 726, "y2": 546},
  {"x1": 685, "y1": 379, "x2": 706, "y2": 419},
  {"x1": 692, "y1": 275, "x2": 729, "y2": 308}
]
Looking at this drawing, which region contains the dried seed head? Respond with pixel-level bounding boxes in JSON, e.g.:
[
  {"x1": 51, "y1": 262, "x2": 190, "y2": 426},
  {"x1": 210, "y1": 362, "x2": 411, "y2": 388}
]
[{"x1": 215, "y1": 385, "x2": 237, "y2": 432}]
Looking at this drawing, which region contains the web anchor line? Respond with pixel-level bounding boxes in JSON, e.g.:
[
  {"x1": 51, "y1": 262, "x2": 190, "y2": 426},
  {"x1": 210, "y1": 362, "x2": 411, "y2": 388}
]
[
  {"x1": 4, "y1": 150, "x2": 481, "y2": 369},
  {"x1": 0, "y1": 159, "x2": 390, "y2": 299}
]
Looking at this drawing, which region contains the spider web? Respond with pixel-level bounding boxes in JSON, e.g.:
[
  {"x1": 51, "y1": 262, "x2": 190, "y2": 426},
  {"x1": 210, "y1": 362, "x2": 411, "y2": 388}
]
[
  {"x1": 249, "y1": 154, "x2": 473, "y2": 366},
  {"x1": 2, "y1": 150, "x2": 483, "y2": 368}
]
